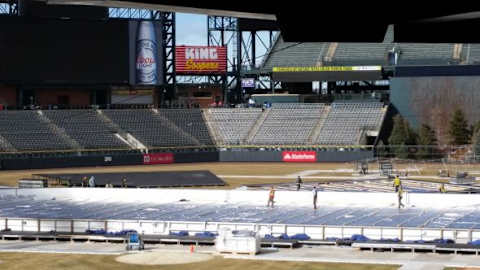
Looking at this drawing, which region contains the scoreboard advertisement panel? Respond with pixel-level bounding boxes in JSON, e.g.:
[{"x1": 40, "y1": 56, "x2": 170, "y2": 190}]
[{"x1": 176, "y1": 46, "x2": 227, "y2": 74}]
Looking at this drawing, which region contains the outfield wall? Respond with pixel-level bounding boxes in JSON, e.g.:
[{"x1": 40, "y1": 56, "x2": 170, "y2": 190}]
[{"x1": 0, "y1": 150, "x2": 373, "y2": 170}]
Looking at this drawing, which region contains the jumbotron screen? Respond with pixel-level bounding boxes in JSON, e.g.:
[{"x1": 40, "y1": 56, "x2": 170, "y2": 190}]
[{"x1": 0, "y1": 17, "x2": 130, "y2": 84}]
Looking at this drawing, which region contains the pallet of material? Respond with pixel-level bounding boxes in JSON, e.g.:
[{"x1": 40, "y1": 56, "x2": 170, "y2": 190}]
[
  {"x1": 260, "y1": 238, "x2": 299, "y2": 249},
  {"x1": 218, "y1": 250, "x2": 257, "y2": 256},
  {"x1": 352, "y1": 242, "x2": 437, "y2": 253},
  {"x1": 298, "y1": 239, "x2": 336, "y2": 246}
]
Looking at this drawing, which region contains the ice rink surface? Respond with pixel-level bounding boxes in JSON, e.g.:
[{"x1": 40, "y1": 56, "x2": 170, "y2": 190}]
[{"x1": 1, "y1": 194, "x2": 480, "y2": 229}]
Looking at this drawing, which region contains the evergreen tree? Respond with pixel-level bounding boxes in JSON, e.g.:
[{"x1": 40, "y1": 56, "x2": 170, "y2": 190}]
[
  {"x1": 388, "y1": 115, "x2": 417, "y2": 159},
  {"x1": 473, "y1": 120, "x2": 480, "y2": 135},
  {"x1": 473, "y1": 129, "x2": 480, "y2": 161},
  {"x1": 388, "y1": 115, "x2": 406, "y2": 146},
  {"x1": 417, "y1": 123, "x2": 437, "y2": 159},
  {"x1": 448, "y1": 109, "x2": 470, "y2": 145}
]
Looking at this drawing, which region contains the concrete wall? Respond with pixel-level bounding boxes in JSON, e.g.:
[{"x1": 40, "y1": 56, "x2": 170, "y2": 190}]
[
  {"x1": 219, "y1": 150, "x2": 373, "y2": 162},
  {"x1": 0, "y1": 150, "x2": 373, "y2": 170},
  {"x1": 219, "y1": 151, "x2": 281, "y2": 162},
  {"x1": 1, "y1": 154, "x2": 143, "y2": 170}
]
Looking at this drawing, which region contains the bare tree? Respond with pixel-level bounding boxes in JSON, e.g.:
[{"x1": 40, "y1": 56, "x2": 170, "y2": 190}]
[{"x1": 409, "y1": 77, "x2": 474, "y2": 146}]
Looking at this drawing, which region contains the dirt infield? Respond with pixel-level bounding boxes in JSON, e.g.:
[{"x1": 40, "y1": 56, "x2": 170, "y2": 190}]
[
  {"x1": 0, "y1": 162, "x2": 352, "y2": 187},
  {"x1": 1, "y1": 161, "x2": 479, "y2": 188},
  {"x1": 115, "y1": 250, "x2": 213, "y2": 265}
]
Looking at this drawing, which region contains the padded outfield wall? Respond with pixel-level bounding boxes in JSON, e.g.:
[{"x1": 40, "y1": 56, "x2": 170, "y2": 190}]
[{"x1": 0, "y1": 150, "x2": 373, "y2": 170}]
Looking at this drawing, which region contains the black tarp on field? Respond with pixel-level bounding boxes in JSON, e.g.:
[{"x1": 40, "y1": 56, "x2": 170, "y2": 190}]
[{"x1": 35, "y1": 171, "x2": 225, "y2": 188}]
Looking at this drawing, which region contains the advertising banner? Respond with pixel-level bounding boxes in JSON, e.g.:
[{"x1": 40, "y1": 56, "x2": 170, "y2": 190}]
[
  {"x1": 282, "y1": 151, "x2": 317, "y2": 162},
  {"x1": 129, "y1": 20, "x2": 164, "y2": 86},
  {"x1": 143, "y1": 153, "x2": 174, "y2": 165},
  {"x1": 176, "y1": 46, "x2": 227, "y2": 74}
]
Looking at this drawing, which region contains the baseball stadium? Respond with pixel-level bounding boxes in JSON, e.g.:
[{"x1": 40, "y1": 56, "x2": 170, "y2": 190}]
[{"x1": 1, "y1": 2, "x2": 480, "y2": 270}]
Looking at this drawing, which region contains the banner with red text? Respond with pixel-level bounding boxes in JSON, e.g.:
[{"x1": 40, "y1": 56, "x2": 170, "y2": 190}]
[{"x1": 282, "y1": 151, "x2": 317, "y2": 162}]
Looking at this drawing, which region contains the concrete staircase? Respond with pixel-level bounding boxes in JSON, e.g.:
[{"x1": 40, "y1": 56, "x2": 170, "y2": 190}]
[
  {"x1": 246, "y1": 108, "x2": 270, "y2": 144},
  {"x1": 0, "y1": 134, "x2": 16, "y2": 152},
  {"x1": 151, "y1": 109, "x2": 202, "y2": 146},
  {"x1": 37, "y1": 110, "x2": 82, "y2": 150},
  {"x1": 202, "y1": 109, "x2": 223, "y2": 145},
  {"x1": 323, "y1": 42, "x2": 338, "y2": 62},
  {"x1": 308, "y1": 106, "x2": 331, "y2": 144},
  {"x1": 96, "y1": 110, "x2": 144, "y2": 150},
  {"x1": 453, "y1": 44, "x2": 463, "y2": 60}
]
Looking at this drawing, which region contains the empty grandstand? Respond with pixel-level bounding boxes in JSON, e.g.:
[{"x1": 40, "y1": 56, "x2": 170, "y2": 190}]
[
  {"x1": 101, "y1": 109, "x2": 210, "y2": 148},
  {"x1": 0, "y1": 111, "x2": 73, "y2": 151},
  {"x1": 261, "y1": 25, "x2": 480, "y2": 69},
  {"x1": 0, "y1": 103, "x2": 387, "y2": 153},
  {"x1": 314, "y1": 102, "x2": 386, "y2": 145},
  {"x1": 206, "y1": 108, "x2": 263, "y2": 145},
  {"x1": 250, "y1": 103, "x2": 328, "y2": 145},
  {"x1": 43, "y1": 110, "x2": 128, "y2": 150}
]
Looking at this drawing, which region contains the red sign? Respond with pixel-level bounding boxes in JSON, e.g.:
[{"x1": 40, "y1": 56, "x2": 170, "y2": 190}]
[
  {"x1": 282, "y1": 151, "x2": 317, "y2": 162},
  {"x1": 176, "y1": 46, "x2": 227, "y2": 74},
  {"x1": 143, "y1": 153, "x2": 174, "y2": 165}
]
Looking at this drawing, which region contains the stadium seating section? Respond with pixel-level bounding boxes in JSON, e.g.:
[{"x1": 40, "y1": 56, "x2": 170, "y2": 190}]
[
  {"x1": 262, "y1": 26, "x2": 480, "y2": 69},
  {"x1": 0, "y1": 103, "x2": 387, "y2": 152},
  {"x1": 251, "y1": 103, "x2": 327, "y2": 145},
  {"x1": 43, "y1": 110, "x2": 127, "y2": 149},
  {"x1": 314, "y1": 102, "x2": 385, "y2": 145},
  {"x1": 207, "y1": 108, "x2": 263, "y2": 145}
]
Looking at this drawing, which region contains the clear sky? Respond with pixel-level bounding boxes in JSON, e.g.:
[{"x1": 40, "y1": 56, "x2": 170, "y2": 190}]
[
  {"x1": 176, "y1": 13, "x2": 207, "y2": 46},
  {"x1": 175, "y1": 13, "x2": 275, "y2": 68}
]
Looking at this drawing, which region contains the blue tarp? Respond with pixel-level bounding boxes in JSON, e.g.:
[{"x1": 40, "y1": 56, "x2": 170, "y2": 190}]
[
  {"x1": 86, "y1": 229, "x2": 137, "y2": 236},
  {"x1": 129, "y1": 234, "x2": 139, "y2": 243},
  {"x1": 290, "y1": 233, "x2": 311, "y2": 240},
  {"x1": 263, "y1": 233, "x2": 310, "y2": 240},
  {"x1": 433, "y1": 238, "x2": 454, "y2": 244},
  {"x1": 350, "y1": 234, "x2": 369, "y2": 242},
  {"x1": 170, "y1": 230, "x2": 189, "y2": 236},
  {"x1": 468, "y1": 239, "x2": 480, "y2": 245},
  {"x1": 380, "y1": 238, "x2": 400, "y2": 242},
  {"x1": 263, "y1": 234, "x2": 275, "y2": 239},
  {"x1": 194, "y1": 231, "x2": 217, "y2": 238},
  {"x1": 85, "y1": 229, "x2": 106, "y2": 235}
]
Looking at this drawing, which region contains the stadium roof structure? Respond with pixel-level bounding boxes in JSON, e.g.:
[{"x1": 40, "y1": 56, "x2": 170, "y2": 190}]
[
  {"x1": 261, "y1": 26, "x2": 480, "y2": 75},
  {"x1": 44, "y1": 1, "x2": 480, "y2": 43}
]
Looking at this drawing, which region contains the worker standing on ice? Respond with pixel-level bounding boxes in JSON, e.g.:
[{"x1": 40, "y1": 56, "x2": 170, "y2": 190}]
[
  {"x1": 81, "y1": 176, "x2": 88, "y2": 187},
  {"x1": 88, "y1": 176, "x2": 96, "y2": 188},
  {"x1": 267, "y1": 186, "x2": 275, "y2": 208},
  {"x1": 439, "y1": 183, "x2": 446, "y2": 193},
  {"x1": 296, "y1": 176, "x2": 303, "y2": 191},
  {"x1": 312, "y1": 185, "x2": 318, "y2": 210},
  {"x1": 393, "y1": 175, "x2": 401, "y2": 192},
  {"x1": 398, "y1": 185, "x2": 405, "y2": 209}
]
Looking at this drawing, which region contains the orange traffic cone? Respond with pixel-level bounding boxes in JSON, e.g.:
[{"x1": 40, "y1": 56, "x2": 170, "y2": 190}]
[{"x1": 190, "y1": 244, "x2": 195, "y2": 253}]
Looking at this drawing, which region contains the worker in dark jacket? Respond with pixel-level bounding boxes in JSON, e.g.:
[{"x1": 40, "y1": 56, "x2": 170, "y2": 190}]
[
  {"x1": 312, "y1": 186, "x2": 318, "y2": 210},
  {"x1": 81, "y1": 176, "x2": 88, "y2": 187},
  {"x1": 398, "y1": 185, "x2": 405, "y2": 209},
  {"x1": 296, "y1": 176, "x2": 303, "y2": 191}
]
